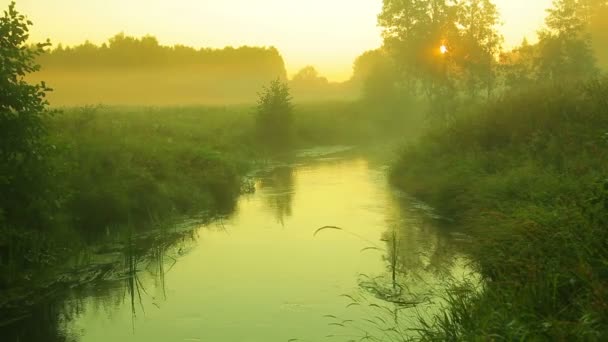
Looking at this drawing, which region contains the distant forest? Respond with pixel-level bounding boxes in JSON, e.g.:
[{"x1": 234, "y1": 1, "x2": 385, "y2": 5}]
[
  {"x1": 31, "y1": 34, "x2": 298, "y2": 105},
  {"x1": 32, "y1": 33, "x2": 357, "y2": 106},
  {"x1": 38, "y1": 33, "x2": 287, "y2": 77}
]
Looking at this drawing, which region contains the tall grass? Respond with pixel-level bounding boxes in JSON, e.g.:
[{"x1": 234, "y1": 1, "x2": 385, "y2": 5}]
[
  {"x1": 390, "y1": 78, "x2": 608, "y2": 339},
  {"x1": 48, "y1": 105, "x2": 254, "y2": 236}
]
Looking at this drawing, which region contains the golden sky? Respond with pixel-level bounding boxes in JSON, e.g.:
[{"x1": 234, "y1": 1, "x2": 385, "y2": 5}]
[{"x1": 7, "y1": 0, "x2": 552, "y2": 81}]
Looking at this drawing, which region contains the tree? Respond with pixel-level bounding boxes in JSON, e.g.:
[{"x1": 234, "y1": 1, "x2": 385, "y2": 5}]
[
  {"x1": 536, "y1": 0, "x2": 597, "y2": 82},
  {"x1": 378, "y1": 0, "x2": 502, "y2": 120},
  {"x1": 579, "y1": 0, "x2": 608, "y2": 68},
  {"x1": 499, "y1": 38, "x2": 539, "y2": 91},
  {"x1": 352, "y1": 48, "x2": 400, "y2": 103},
  {"x1": 456, "y1": 0, "x2": 503, "y2": 97},
  {"x1": 255, "y1": 79, "x2": 294, "y2": 149},
  {"x1": 0, "y1": 2, "x2": 52, "y2": 228},
  {"x1": 291, "y1": 66, "x2": 328, "y2": 85},
  {"x1": 379, "y1": 0, "x2": 460, "y2": 121}
]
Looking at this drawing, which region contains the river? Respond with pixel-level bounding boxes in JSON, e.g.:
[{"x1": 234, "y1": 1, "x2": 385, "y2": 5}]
[{"x1": 3, "y1": 148, "x2": 474, "y2": 341}]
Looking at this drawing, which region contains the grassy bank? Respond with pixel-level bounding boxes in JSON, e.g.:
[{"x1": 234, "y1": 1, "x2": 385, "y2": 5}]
[
  {"x1": 390, "y1": 79, "x2": 608, "y2": 339},
  {"x1": 1, "y1": 100, "x2": 421, "y2": 289},
  {"x1": 49, "y1": 106, "x2": 253, "y2": 235},
  {"x1": 1, "y1": 106, "x2": 254, "y2": 290}
]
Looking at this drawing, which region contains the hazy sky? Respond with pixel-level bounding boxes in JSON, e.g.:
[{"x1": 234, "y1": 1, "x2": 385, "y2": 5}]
[{"x1": 7, "y1": 0, "x2": 552, "y2": 81}]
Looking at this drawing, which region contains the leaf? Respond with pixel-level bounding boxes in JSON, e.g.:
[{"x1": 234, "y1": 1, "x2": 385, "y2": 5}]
[
  {"x1": 313, "y1": 225, "x2": 343, "y2": 236},
  {"x1": 361, "y1": 246, "x2": 383, "y2": 253}
]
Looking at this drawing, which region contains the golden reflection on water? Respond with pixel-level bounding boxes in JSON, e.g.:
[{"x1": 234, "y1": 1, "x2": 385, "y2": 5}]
[{"x1": 10, "y1": 155, "x2": 475, "y2": 342}]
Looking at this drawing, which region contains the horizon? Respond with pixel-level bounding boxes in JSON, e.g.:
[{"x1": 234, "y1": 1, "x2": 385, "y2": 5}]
[{"x1": 9, "y1": 0, "x2": 552, "y2": 82}]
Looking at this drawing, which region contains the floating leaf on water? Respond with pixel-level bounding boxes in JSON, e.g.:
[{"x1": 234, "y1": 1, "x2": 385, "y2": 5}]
[
  {"x1": 361, "y1": 246, "x2": 383, "y2": 253},
  {"x1": 313, "y1": 226, "x2": 343, "y2": 236},
  {"x1": 340, "y1": 294, "x2": 357, "y2": 302}
]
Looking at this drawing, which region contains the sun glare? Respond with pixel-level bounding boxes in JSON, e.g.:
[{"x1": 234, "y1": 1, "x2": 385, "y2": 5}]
[{"x1": 440, "y1": 45, "x2": 448, "y2": 54}]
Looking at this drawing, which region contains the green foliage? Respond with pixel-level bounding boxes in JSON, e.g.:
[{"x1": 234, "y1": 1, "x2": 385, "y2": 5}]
[
  {"x1": 501, "y1": 0, "x2": 603, "y2": 89},
  {"x1": 352, "y1": 48, "x2": 401, "y2": 103},
  {"x1": 31, "y1": 33, "x2": 289, "y2": 106},
  {"x1": 38, "y1": 33, "x2": 287, "y2": 77},
  {"x1": 536, "y1": 0, "x2": 597, "y2": 82},
  {"x1": 255, "y1": 79, "x2": 294, "y2": 149},
  {"x1": 374, "y1": 0, "x2": 607, "y2": 123},
  {"x1": 585, "y1": 1, "x2": 608, "y2": 68},
  {"x1": 48, "y1": 106, "x2": 254, "y2": 235},
  {"x1": 287, "y1": 66, "x2": 355, "y2": 102},
  {"x1": 378, "y1": 0, "x2": 502, "y2": 119},
  {"x1": 0, "y1": 2, "x2": 52, "y2": 228},
  {"x1": 390, "y1": 78, "x2": 608, "y2": 339}
]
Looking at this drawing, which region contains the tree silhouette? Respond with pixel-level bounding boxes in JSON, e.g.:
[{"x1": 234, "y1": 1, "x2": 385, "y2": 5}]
[
  {"x1": 0, "y1": 2, "x2": 53, "y2": 228},
  {"x1": 255, "y1": 79, "x2": 294, "y2": 150}
]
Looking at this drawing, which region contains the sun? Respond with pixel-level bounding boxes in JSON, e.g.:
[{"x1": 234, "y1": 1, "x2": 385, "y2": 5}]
[{"x1": 440, "y1": 45, "x2": 448, "y2": 54}]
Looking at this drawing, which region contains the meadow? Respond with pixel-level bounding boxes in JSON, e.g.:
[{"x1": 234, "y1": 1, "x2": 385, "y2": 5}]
[{"x1": 1, "y1": 100, "x2": 424, "y2": 289}]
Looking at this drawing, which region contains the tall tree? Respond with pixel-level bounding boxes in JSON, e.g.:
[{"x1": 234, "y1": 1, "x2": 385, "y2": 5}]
[
  {"x1": 499, "y1": 38, "x2": 539, "y2": 91},
  {"x1": 378, "y1": 0, "x2": 502, "y2": 119},
  {"x1": 352, "y1": 48, "x2": 400, "y2": 103},
  {"x1": 579, "y1": 0, "x2": 608, "y2": 68},
  {"x1": 379, "y1": 0, "x2": 460, "y2": 119},
  {"x1": 0, "y1": 2, "x2": 52, "y2": 227},
  {"x1": 456, "y1": 0, "x2": 503, "y2": 97},
  {"x1": 536, "y1": 0, "x2": 597, "y2": 82}
]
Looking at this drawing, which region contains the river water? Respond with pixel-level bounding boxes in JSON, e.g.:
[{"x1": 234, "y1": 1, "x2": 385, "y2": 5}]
[{"x1": 4, "y1": 149, "x2": 474, "y2": 341}]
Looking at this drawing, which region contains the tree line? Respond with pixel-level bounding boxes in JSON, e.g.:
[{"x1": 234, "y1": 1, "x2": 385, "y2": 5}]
[
  {"x1": 37, "y1": 33, "x2": 287, "y2": 79},
  {"x1": 352, "y1": 0, "x2": 608, "y2": 120}
]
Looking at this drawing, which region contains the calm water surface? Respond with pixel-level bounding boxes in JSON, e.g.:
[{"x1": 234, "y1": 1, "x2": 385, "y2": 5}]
[{"x1": 6, "y1": 151, "x2": 474, "y2": 341}]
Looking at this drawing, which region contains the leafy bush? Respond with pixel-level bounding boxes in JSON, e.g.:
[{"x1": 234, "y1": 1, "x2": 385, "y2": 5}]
[{"x1": 255, "y1": 79, "x2": 294, "y2": 149}]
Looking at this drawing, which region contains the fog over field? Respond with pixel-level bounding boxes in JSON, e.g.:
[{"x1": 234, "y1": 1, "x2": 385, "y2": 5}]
[{"x1": 2, "y1": 1, "x2": 608, "y2": 341}]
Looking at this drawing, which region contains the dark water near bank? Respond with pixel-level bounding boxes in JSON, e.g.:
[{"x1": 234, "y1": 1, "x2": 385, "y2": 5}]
[{"x1": 3, "y1": 150, "x2": 474, "y2": 341}]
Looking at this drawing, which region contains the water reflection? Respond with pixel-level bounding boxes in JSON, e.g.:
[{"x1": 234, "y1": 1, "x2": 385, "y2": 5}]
[
  {"x1": 385, "y1": 191, "x2": 462, "y2": 278},
  {"x1": 2, "y1": 225, "x2": 200, "y2": 342},
  {"x1": 1, "y1": 153, "x2": 474, "y2": 342},
  {"x1": 257, "y1": 166, "x2": 295, "y2": 225},
  {"x1": 347, "y1": 187, "x2": 476, "y2": 341}
]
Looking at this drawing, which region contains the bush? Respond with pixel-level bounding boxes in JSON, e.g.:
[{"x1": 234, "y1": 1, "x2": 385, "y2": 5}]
[{"x1": 255, "y1": 78, "x2": 294, "y2": 150}]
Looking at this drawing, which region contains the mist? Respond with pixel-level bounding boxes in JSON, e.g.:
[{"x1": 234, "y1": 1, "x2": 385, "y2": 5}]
[{"x1": 2, "y1": 1, "x2": 608, "y2": 341}]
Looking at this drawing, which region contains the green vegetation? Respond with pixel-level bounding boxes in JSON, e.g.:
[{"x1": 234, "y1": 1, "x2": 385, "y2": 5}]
[
  {"x1": 0, "y1": 2, "x2": 52, "y2": 230},
  {"x1": 38, "y1": 33, "x2": 287, "y2": 75},
  {"x1": 380, "y1": 0, "x2": 608, "y2": 340},
  {"x1": 30, "y1": 33, "x2": 287, "y2": 106},
  {"x1": 255, "y1": 79, "x2": 295, "y2": 149},
  {"x1": 391, "y1": 78, "x2": 608, "y2": 340},
  {"x1": 31, "y1": 34, "x2": 358, "y2": 106},
  {"x1": 0, "y1": 97, "x2": 420, "y2": 286},
  {"x1": 49, "y1": 106, "x2": 253, "y2": 233},
  {"x1": 1, "y1": 105, "x2": 252, "y2": 289},
  {"x1": 4, "y1": 0, "x2": 608, "y2": 340}
]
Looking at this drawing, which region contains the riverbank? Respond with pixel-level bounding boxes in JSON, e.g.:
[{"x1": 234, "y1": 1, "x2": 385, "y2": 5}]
[
  {"x1": 3, "y1": 148, "x2": 464, "y2": 342},
  {"x1": 390, "y1": 79, "x2": 608, "y2": 339},
  {"x1": 1, "y1": 105, "x2": 257, "y2": 324},
  {"x1": 1, "y1": 101, "x2": 423, "y2": 329}
]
